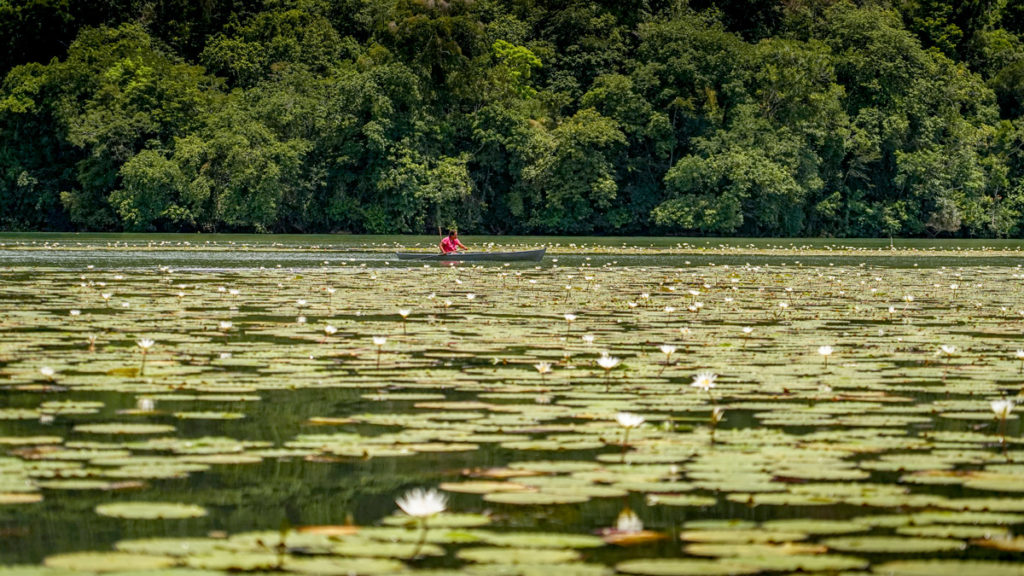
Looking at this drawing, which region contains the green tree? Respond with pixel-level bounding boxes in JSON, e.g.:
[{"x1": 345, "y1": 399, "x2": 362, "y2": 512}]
[
  {"x1": 109, "y1": 149, "x2": 186, "y2": 231},
  {"x1": 521, "y1": 108, "x2": 626, "y2": 233}
]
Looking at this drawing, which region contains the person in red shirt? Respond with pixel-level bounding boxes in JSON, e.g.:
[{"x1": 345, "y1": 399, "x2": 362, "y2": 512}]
[{"x1": 439, "y1": 230, "x2": 468, "y2": 254}]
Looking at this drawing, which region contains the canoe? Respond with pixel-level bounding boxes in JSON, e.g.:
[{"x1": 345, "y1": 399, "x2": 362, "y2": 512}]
[{"x1": 394, "y1": 248, "x2": 546, "y2": 262}]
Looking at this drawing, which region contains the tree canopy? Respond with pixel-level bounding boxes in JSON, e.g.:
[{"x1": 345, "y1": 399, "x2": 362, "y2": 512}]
[{"x1": 2, "y1": 0, "x2": 1024, "y2": 237}]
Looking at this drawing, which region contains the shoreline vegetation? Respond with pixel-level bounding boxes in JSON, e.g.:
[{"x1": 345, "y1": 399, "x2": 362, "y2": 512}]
[{"x1": 2, "y1": 0, "x2": 1024, "y2": 237}]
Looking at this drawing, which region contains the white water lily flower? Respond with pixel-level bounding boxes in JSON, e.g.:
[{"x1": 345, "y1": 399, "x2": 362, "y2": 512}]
[
  {"x1": 219, "y1": 321, "x2": 233, "y2": 332},
  {"x1": 136, "y1": 338, "x2": 154, "y2": 350},
  {"x1": 818, "y1": 345, "x2": 833, "y2": 357},
  {"x1": 937, "y1": 345, "x2": 957, "y2": 356},
  {"x1": 323, "y1": 325, "x2": 337, "y2": 336},
  {"x1": 597, "y1": 354, "x2": 621, "y2": 371},
  {"x1": 991, "y1": 399, "x2": 1014, "y2": 420},
  {"x1": 1015, "y1": 350, "x2": 1024, "y2": 360},
  {"x1": 398, "y1": 309, "x2": 411, "y2": 318},
  {"x1": 659, "y1": 345, "x2": 677, "y2": 356},
  {"x1": 616, "y1": 509, "x2": 644, "y2": 533},
  {"x1": 534, "y1": 362, "x2": 552, "y2": 375},
  {"x1": 616, "y1": 412, "x2": 645, "y2": 428},
  {"x1": 396, "y1": 488, "x2": 447, "y2": 518},
  {"x1": 711, "y1": 406, "x2": 726, "y2": 424},
  {"x1": 742, "y1": 327, "x2": 754, "y2": 335},
  {"x1": 373, "y1": 336, "x2": 387, "y2": 346},
  {"x1": 691, "y1": 371, "x2": 717, "y2": 391},
  {"x1": 564, "y1": 313, "x2": 577, "y2": 322},
  {"x1": 39, "y1": 366, "x2": 55, "y2": 379},
  {"x1": 582, "y1": 334, "x2": 595, "y2": 345}
]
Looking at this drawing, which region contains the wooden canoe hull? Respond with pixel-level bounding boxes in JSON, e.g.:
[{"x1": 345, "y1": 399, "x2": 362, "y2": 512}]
[{"x1": 394, "y1": 248, "x2": 546, "y2": 262}]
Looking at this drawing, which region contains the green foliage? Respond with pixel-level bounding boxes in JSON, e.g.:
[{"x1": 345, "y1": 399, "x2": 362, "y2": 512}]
[
  {"x1": 1, "y1": 0, "x2": 1023, "y2": 235},
  {"x1": 521, "y1": 108, "x2": 626, "y2": 233},
  {"x1": 110, "y1": 149, "x2": 185, "y2": 231}
]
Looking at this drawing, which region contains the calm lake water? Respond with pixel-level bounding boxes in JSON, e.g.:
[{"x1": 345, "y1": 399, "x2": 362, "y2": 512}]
[
  {"x1": 2, "y1": 233, "x2": 1024, "y2": 269},
  {"x1": 1, "y1": 234, "x2": 1023, "y2": 573}
]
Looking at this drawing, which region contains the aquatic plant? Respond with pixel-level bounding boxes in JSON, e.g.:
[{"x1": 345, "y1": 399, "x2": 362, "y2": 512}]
[
  {"x1": 564, "y1": 313, "x2": 577, "y2": 336},
  {"x1": 534, "y1": 361, "x2": 552, "y2": 382},
  {"x1": 658, "y1": 344, "x2": 676, "y2": 375},
  {"x1": 597, "y1": 353, "x2": 621, "y2": 391},
  {"x1": 398, "y1": 309, "x2": 411, "y2": 334},
  {"x1": 395, "y1": 488, "x2": 447, "y2": 558},
  {"x1": 373, "y1": 336, "x2": 387, "y2": 370},
  {"x1": 691, "y1": 371, "x2": 718, "y2": 404},
  {"x1": 818, "y1": 345, "x2": 834, "y2": 368},
  {"x1": 616, "y1": 412, "x2": 645, "y2": 462},
  {"x1": 136, "y1": 338, "x2": 154, "y2": 375},
  {"x1": 991, "y1": 399, "x2": 1014, "y2": 447},
  {"x1": 742, "y1": 326, "x2": 753, "y2": 348},
  {"x1": 710, "y1": 406, "x2": 725, "y2": 443}
]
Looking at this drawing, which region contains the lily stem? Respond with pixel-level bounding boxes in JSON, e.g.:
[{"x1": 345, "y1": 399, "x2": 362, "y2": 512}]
[{"x1": 410, "y1": 517, "x2": 428, "y2": 559}]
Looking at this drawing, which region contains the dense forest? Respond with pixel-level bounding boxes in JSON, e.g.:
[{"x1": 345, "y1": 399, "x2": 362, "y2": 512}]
[{"x1": 1, "y1": 0, "x2": 1024, "y2": 236}]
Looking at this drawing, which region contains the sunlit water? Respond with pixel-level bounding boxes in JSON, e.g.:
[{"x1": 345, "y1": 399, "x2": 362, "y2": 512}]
[{"x1": 3, "y1": 233, "x2": 1024, "y2": 269}]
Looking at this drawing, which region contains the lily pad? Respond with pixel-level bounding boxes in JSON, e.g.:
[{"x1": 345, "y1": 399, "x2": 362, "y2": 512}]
[
  {"x1": 483, "y1": 492, "x2": 590, "y2": 505},
  {"x1": 74, "y1": 424, "x2": 177, "y2": 435},
  {"x1": 615, "y1": 559, "x2": 760, "y2": 575},
  {"x1": 871, "y1": 560, "x2": 1024, "y2": 576},
  {"x1": 822, "y1": 535, "x2": 965, "y2": 553},
  {"x1": 95, "y1": 502, "x2": 208, "y2": 519},
  {"x1": 456, "y1": 547, "x2": 581, "y2": 564},
  {"x1": 45, "y1": 552, "x2": 176, "y2": 572}
]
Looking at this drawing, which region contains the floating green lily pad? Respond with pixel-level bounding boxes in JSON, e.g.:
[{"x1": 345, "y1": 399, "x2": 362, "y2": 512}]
[
  {"x1": 95, "y1": 502, "x2": 208, "y2": 519},
  {"x1": 478, "y1": 532, "x2": 605, "y2": 549},
  {"x1": 615, "y1": 559, "x2": 760, "y2": 575},
  {"x1": 0, "y1": 492, "x2": 43, "y2": 504},
  {"x1": 74, "y1": 424, "x2": 177, "y2": 435},
  {"x1": 381, "y1": 513, "x2": 492, "y2": 528},
  {"x1": 283, "y1": 556, "x2": 407, "y2": 575},
  {"x1": 483, "y1": 492, "x2": 590, "y2": 505},
  {"x1": 115, "y1": 538, "x2": 226, "y2": 557},
  {"x1": 45, "y1": 552, "x2": 176, "y2": 572},
  {"x1": 456, "y1": 547, "x2": 581, "y2": 564},
  {"x1": 822, "y1": 535, "x2": 965, "y2": 553},
  {"x1": 872, "y1": 560, "x2": 1024, "y2": 576}
]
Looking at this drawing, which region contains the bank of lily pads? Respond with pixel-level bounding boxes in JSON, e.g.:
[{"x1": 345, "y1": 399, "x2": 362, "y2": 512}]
[{"x1": 1, "y1": 238, "x2": 1024, "y2": 574}]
